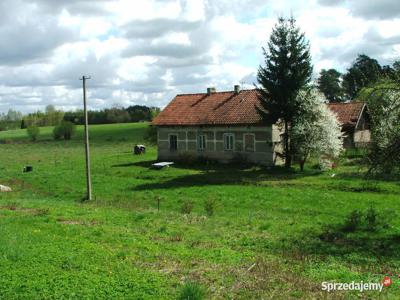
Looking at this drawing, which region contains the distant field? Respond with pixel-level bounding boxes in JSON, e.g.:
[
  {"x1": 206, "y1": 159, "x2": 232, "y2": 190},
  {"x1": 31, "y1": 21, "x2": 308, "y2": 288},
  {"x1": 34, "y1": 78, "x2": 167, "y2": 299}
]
[{"x1": 1, "y1": 123, "x2": 400, "y2": 299}]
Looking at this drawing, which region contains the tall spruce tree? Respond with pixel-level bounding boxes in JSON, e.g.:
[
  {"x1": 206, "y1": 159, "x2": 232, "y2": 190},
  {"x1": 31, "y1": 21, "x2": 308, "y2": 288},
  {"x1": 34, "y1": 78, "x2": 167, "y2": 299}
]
[{"x1": 257, "y1": 17, "x2": 312, "y2": 168}]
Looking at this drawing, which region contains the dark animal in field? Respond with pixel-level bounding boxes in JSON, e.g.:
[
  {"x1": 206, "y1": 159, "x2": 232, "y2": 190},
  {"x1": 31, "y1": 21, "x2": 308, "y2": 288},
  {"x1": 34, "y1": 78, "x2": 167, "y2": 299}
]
[
  {"x1": 134, "y1": 145, "x2": 146, "y2": 155},
  {"x1": 23, "y1": 166, "x2": 33, "y2": 172}
]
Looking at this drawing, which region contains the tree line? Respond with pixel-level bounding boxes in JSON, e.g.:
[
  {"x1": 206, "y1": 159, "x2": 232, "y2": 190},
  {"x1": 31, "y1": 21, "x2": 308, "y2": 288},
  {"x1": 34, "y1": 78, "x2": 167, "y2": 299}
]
[
  {"x1": 63, "y1": 105, "x2": 160, "y2": 126},
  {"x1": 0, "y1": 105, "x2": 160, "y2": 131},
  {"x1": 317, "y1": 55, "x2": 400, "y2": 102},
  {"x1": 0, "y1": 109, "x2": 23, "y2": 131}
]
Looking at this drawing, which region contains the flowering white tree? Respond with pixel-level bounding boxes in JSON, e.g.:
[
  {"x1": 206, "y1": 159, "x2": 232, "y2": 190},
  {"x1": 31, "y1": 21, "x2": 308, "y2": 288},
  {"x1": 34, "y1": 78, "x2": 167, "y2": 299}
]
[{"x1": 291, "y1": 88, "x2": 344, "y2": 171}]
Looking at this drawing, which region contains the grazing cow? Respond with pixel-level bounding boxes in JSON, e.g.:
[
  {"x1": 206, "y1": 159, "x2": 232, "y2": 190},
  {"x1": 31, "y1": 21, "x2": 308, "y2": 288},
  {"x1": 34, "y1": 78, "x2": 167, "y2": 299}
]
[{"x1": 134, "y1": 144, "x2": 146, "y2": 155}]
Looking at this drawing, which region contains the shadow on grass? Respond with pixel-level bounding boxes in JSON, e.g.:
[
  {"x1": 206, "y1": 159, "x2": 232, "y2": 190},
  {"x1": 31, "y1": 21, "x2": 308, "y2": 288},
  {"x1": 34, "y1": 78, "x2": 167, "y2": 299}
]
[
  {"x1": 112, "y1": 160, "x2": 400, "y2": 195},
  {"x1": 288, "y1": 232, "x2": 400, "y2": 261},
  {"x1": 121, "y1": 161, "x2": 323, "y2": 190},
  {"x1": 112, "y1": 160, "x2": 158, "y2": 168},
  {"x1": 337, "y1": 171, "x2": 400, "y2": 183}
]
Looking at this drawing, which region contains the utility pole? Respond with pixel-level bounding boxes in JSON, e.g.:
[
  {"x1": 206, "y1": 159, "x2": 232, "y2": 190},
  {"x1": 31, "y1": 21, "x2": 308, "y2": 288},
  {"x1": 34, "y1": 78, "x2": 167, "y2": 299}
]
[{"x1": 80, "y1": 76, "x2": 92, "y2": 201}]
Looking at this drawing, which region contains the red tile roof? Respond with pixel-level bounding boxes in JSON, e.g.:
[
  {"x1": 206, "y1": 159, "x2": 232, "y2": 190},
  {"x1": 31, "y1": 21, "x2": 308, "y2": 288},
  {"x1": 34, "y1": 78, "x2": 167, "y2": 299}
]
[
  {"x1": 152, "y1": 89, "x2": 264, "y2": 126},
  {"x1": 152, "y1": 89, "x2": 365, "y2": 128},
  {"x1": 326, "y1": 102, "x2": 365, "y2": 127}
]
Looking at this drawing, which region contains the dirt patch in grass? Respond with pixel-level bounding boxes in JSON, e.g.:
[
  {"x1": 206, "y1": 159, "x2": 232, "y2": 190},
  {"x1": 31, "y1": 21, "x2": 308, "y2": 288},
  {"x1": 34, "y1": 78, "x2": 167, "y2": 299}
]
[
  {"x1": 189, "y1": 240, "x2": 216, "y2": 249},
  {"x1": 2, "y1": 177, "x2": 55, "y2": 196},
  {"x1": 3, "y1": 178, "x2": 34, "y2": 191},
  {"x1": 56, "y1": 217, "x2": 99, "y2": 226},
  {"x1": 181, "y1": 214, "x2": 208, "y2": 224},
  {"x1": 150, "y1": 233, "x2": 184, "y2": 243},
  {"x1": 0, "y1": 204, "x2": 49, "y2": 216},
  {"x1": 227, "y1": 257, "x2": 345, "y2": 299}
]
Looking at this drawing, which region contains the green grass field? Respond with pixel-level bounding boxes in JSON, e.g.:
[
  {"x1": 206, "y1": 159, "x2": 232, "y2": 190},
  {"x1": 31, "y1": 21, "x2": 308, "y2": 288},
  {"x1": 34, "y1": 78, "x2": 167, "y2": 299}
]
[{"x1": 1, "y1": 123, "x2": 400, "y2": 299}]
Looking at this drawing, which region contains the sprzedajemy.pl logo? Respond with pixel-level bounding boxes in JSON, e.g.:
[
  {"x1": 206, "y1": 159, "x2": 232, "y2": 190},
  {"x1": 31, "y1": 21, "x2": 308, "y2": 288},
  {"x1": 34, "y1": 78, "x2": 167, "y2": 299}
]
[{"x1": 322, "y1": 276, "x2": 393, "y2": 293}]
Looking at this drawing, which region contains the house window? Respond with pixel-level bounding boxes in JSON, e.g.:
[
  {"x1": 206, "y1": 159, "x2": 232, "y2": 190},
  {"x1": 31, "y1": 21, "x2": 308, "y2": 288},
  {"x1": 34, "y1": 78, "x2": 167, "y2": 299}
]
[
  {"x1": 244, "y1": 134, "x2": 255, "y2": 152},
  {"x1": 223, "y1": 133, "x2": 234, "y2": 151},
  {"x1": 169, "y1": 134, "x2": 178, "y2": 151},
  {"x1": 198, "y1": 134, "x2": 206, "y2": 151}
]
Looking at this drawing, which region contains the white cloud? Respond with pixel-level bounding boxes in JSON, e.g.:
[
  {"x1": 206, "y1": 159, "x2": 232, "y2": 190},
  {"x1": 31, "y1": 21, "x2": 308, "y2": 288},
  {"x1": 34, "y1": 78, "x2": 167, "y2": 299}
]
[{"x1": 0, "y1": 0, "x2": 399, "y2": 113}]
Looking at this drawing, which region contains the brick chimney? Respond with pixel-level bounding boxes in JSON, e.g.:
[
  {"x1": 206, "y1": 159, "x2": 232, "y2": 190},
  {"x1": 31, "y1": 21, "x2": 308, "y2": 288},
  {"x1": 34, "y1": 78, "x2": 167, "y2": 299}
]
[{"x1": 207, "y1": 87, "x2": 216, "y2": 95}]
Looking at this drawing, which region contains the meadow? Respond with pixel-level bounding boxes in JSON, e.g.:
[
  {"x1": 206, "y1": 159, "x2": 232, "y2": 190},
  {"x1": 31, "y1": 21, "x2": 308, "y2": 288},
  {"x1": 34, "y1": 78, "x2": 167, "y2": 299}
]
[{"x1": 1, "y1": 123, "x2": 400, "y2": 299}]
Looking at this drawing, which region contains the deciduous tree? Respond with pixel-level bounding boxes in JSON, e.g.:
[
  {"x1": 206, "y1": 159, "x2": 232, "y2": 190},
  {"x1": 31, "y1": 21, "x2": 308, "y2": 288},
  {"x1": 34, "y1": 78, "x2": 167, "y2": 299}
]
[
  {"x1": 343, "y1": 54, "x2": 382, "y2": 99},
  {"x1": 291, "y1": 89, "x2": 344, "y2": 171},
  {"x1": 317, "y1": 69, "x2": 344, "y2": 102}
]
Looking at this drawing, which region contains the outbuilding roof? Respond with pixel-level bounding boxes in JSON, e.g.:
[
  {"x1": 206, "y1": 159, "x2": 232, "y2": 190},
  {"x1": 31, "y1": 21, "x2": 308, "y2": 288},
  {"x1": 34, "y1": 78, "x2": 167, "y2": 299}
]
[{"x1": 326, "y1": 102, "x2": 366, "y2": 127}]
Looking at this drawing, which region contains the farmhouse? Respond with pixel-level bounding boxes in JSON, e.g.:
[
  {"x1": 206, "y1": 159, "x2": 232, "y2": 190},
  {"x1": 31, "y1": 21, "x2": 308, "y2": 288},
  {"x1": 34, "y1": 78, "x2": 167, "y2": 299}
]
[
  {"x1": 152, "y1": 86, "x2": 284, "y2": 166},
  {"x1": 327, "y1": 102, "x2": 371, "y2": 148},
  {"x1": 152, "y1": 86, "x2": 371, "y2": 165}
]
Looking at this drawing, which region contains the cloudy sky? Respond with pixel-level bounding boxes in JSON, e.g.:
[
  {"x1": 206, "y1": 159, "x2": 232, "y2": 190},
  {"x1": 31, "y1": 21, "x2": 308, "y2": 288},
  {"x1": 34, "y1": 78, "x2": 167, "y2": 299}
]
[{"x1": 0, "y1": 0, "x2": 399, "y2": 113}]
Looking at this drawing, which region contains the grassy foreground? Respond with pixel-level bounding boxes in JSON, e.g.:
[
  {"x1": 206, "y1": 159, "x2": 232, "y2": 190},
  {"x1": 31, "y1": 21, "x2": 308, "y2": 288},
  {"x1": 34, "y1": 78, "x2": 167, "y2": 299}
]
[{"x1": 1, "y1": 123, "x2": 400, "y2": 299}]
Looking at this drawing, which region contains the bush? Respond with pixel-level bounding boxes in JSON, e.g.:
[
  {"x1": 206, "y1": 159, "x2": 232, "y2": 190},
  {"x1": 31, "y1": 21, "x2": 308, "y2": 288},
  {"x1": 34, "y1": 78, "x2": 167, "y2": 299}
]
[
  {"x1": 319, "y1": 225, "x2": 344, "y2": 242},
  {"x1": 53, "y1": 125, "x2": 63, "y2": 140},
  {"x1": 342, "y1": 210, "x2": 362, "y2": 232},
  {"x1": 320, "y1": 207, "x2": 390, "y2": 242},
  {"x1": 365, "y1": 207, "x2": 378, "y2": 231},
  {"x1": 27, "y1": 125, "x2": 40, "y2": 141},
  {"x1": 180, "y1": 200, "x2": 194, "y2": 215},
  {"x1": 203, "y1": 198, "x2": 216, "y2": 216},
  {"x1": 53, "y1": 121, "x2": 76, "y2": 140},
  {"x1": 177, "y1": 282, "x2": 205, "y2": 300},
  {"x1": 61, "y1": 121, "x2": 76, "y2": 140}
]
